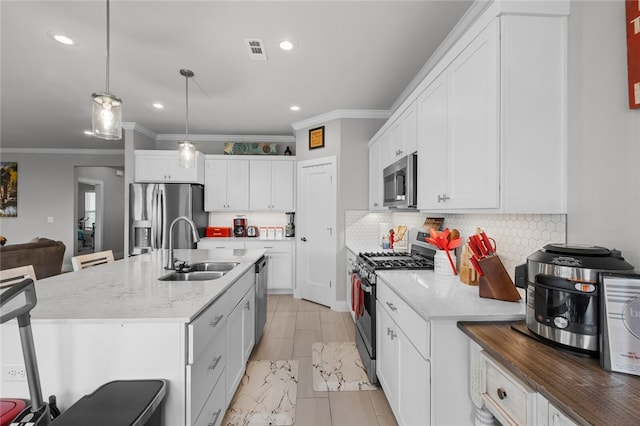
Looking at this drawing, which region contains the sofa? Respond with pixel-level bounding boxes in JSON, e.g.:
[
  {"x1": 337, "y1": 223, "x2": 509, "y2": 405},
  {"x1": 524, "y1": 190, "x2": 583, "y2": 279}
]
[{"x1": 0, "y1": 238, "x2": 66, "y2": 279}]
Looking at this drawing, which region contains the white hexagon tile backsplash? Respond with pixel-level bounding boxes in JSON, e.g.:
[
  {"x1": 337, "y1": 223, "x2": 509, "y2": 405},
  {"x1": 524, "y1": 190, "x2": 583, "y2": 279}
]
[{"x1": 346, "y1": 211, "x2": 567, "y2": 278}]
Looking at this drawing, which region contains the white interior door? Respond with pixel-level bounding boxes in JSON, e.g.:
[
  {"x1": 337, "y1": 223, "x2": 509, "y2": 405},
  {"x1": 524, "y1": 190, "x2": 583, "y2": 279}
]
[{"x1": 296, "y1": 157, "x2": 336, "y2": 308}]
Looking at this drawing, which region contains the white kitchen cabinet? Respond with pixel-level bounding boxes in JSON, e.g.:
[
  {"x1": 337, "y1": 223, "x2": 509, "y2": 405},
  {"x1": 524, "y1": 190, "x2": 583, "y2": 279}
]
[
  {"x1": 380, "y1": 102, "x2": 418, "y2": 170},
  {"x1": 414, "y1": 11, "x2": 566, "y2": 213},
  {"x1": 245, "y1": 240, "x2": 294, "y2": 292},
  {"x1": 376, "y1": 303, "x2": 398, "y2": 409},
  {"x1": 249, "y1": 158, "x2": 295, "y2": 211},
  {"x1": 226, "y1": 285, "x2": 255, "y2": 404},
  {"x1": 368, "y1": 137, "x2": 385, "y2": 210},
  {"x1": 376, "y1": 281, "x2": 431, "y2": 426},
  {"x1": 417, "y1": 20, "x2": 499, "y2": 210},
  {"x1": 134, "y1": 150, "x2": 205, "y2": 184},
  {"x1": 537, "y1": 395, "x2": 579, "y2": 426},
  {"x1": 204, "y1": 158, "x2": 250, "y2": 211}
]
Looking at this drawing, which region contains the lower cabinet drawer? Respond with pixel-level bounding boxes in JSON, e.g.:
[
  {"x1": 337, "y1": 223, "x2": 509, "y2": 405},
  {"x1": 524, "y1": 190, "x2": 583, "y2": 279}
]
[
  {"x1": 482, "y1": 351, "x2": 536, "y2": 426},
  {"x1": 193, "y1": 370, "x2": 226, "y2": 426},
  {"x1": 189, "y1": 330, "x2": 225, "y2": 422},
  {"x1": 377, "y1": 281, "x2": 430, "y2": 359}
]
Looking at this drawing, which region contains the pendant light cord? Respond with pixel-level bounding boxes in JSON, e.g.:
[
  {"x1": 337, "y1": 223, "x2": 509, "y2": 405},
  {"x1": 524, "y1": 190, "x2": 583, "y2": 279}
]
[
  {"x1": 185, "y1": 73, "x2": 189, "y2": 139},
  {"x1": 105, "y1": 0, "x2": 110, "y2": 93}
]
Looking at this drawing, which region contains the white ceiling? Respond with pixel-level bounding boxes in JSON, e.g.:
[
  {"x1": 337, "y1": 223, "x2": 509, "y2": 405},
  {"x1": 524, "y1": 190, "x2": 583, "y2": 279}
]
[{"x1": 1, "y1": 0, "x2": 473, "y2": 150}]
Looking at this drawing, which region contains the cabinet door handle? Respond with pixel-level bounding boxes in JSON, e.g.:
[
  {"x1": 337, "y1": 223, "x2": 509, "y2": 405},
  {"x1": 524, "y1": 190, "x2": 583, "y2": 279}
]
[
  {"x1": 208, "y1": 355, "x2": 222, "y2": 371},
  {"x1": 390, "y1": 329, "x2": 397, "y2": 340},
  {"x1": 207, "y1": 408, "x2": 222, "y2": 426},
  {"x1": 496, "y1": 387, "x2": 507, "y2": 400},
  {"x1": 210, "y1": 314, "x2": 224, "y2": 328},
  {"x1": 386, "y1": 301, "x2": 398, "y2": 312},
  {"x1": 245, "y1": 300, "x2": 251, "y2": 310},
  {"x1": 300, "y1": 237, "x2": 307, "y2": 242}
]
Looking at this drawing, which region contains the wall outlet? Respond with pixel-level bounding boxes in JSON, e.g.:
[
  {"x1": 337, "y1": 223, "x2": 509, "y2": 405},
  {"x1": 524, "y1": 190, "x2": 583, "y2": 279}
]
[{"x1": 3, "y1": 364, "x2": 27, "y2": 381}]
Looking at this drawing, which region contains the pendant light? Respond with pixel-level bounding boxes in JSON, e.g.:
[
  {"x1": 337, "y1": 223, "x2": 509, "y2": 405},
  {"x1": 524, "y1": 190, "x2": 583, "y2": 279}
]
[
  {"x1": 91, "y1": 0, "x2": 122, "y2": 140},
  {"x1": 178, "y1": 69, "x2": 196, "y2": 168}
]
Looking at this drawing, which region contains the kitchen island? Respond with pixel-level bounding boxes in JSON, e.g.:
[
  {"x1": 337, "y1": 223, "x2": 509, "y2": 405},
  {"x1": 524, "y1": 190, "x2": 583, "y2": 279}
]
[
  {"x1": 375, "y1": 270, "x2": 526, "y2": 425},
  {"x1": 0, "y1": 248, "x2": 265, "y2": 426}
]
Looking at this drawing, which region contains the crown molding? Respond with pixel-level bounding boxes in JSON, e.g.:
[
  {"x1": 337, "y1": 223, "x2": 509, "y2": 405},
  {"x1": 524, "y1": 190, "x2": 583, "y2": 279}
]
[
  {"x1": 122, "y1": 122, "x2": 157, "y2": 139},
  {"x1": 0, "y1": 148, "x2": 124, "y2": 155},
  {"x1": 155, "y1": 134, "x2": 295, "y2": 143},
  {"x1": 291, "y1": 109, "x2": 390, "y2": 131}
]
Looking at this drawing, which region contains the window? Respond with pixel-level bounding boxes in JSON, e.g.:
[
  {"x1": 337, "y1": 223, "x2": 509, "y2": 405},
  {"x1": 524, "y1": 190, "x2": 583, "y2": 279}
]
[{"x1": 84, "y1": 191, "x2": 96, "y2": 229}]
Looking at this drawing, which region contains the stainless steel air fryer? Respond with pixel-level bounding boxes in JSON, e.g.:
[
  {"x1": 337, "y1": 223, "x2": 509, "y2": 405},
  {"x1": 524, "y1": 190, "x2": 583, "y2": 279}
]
[{"x1": 526, "y1": 244, "x2": 635, "y2": 355}]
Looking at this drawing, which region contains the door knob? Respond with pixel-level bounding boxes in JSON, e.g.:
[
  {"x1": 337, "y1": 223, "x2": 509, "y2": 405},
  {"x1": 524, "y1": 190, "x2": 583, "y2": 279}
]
[{"x1": 301, "y1": 237, "x2": 307, "y2": 242}]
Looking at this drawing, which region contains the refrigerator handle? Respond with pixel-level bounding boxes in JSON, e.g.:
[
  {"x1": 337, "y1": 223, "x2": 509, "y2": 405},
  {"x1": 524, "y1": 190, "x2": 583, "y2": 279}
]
[
  {"x1": 153, "y1": 186, "x2": 162, "y2": 250},
  {"x1": 151, "y1": 187, "x2": 158, "y2": 249},
  {"x1": 159, "y1": 187, "x2": 167, "y2": 249}
]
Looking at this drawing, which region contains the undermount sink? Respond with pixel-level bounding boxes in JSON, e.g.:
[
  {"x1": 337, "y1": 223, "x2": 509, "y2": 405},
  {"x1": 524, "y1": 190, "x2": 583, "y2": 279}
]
[
  {"x1": 158, "y1": 261, "x2": 240, "y2": 282},
  {"x1": 189, "y1": 262, "x2": 239, "y2": 272}
]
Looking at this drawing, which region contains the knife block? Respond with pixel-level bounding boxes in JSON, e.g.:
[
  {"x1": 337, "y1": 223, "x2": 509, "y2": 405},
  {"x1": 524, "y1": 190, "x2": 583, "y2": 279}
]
[{"x1": 477, "y1": 256, "x2": 521, "y2": 302}]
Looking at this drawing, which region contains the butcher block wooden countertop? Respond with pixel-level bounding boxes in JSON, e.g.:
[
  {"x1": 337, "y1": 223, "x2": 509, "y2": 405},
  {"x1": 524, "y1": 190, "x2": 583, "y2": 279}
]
[{"x1": 458, "y1": 321, "x2": 640, "y2": 425}]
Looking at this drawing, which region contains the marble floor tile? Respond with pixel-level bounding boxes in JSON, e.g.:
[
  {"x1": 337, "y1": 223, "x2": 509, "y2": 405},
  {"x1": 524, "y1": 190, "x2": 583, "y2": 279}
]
[
  {"x1": 224, "y1": 360, "x2": 298, "y2": 426},
  {"x1": 312, "y1": 342, "x2": 378, "y2": 391}
]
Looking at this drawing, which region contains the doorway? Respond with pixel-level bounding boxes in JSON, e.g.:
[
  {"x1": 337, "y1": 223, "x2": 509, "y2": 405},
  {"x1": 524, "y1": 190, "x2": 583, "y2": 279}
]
[
  {"x1": 295, "y1": 156, "x2": 337, "y2": 308},
  {"x1": 76, "y1": 179, "x2": 103, "y2": 256},
  {"x1": 74, "y1": 166, "x2": 125, "y2": 258}
]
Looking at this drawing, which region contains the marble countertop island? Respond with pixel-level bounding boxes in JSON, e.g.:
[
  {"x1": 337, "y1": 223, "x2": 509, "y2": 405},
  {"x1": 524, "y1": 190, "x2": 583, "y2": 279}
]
[
  {"x1": 28, "y1": 249, "x2": 265, "y2": 323},
  {"x1": 376, "y1": 270, "x2": 525, "y2": 321}
]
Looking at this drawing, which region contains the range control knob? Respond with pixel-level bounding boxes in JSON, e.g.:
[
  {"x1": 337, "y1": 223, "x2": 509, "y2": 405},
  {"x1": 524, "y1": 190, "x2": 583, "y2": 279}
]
[{"x1": 553, "y1": 316, "x2": 569, "y2": 329}]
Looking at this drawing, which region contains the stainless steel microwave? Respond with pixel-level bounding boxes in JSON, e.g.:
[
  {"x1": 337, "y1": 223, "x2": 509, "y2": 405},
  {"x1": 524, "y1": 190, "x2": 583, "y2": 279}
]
[{"x1": 383, "y1": 152, "x2": 417, "y2": 208}]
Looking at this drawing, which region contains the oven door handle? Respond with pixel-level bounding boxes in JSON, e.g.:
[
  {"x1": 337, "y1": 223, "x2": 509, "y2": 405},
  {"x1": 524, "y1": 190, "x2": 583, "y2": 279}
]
[{"x1": 360, "y1": 281, "x2": 372, "y2": 293}]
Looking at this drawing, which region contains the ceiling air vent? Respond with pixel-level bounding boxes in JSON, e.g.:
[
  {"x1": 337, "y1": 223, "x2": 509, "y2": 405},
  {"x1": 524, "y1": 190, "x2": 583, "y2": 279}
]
[{"x1": 245, "y1": 39, "x2": 268, "y2": 61}]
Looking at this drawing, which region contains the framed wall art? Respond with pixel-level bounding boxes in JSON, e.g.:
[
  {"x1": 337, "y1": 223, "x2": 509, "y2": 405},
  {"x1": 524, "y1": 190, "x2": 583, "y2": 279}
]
[
  {"x1": 0, "y1": 162, "x2": 18, "y2": 217},
  {"x1": 309, "y1": 126, "x2": 325, "y2": 150}
]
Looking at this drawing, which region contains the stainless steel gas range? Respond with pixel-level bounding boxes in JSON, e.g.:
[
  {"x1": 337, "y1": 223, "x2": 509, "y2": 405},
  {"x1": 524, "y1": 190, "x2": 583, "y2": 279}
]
[{"x1": 350, "y1": 231, "x2": 435, "y2": 384}]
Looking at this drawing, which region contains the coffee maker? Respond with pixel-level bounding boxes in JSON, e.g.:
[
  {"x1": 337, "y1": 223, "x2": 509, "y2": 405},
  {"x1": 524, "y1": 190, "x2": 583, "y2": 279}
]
[
  {"x1": 233, "y1": 215, "x2": 247, "y2": 237},
  {"x1": 285, "y1": 212, "x2": 295, "y2": 237}
]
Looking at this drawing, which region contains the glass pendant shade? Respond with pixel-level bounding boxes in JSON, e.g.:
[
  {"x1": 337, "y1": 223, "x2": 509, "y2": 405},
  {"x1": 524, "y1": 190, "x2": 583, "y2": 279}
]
[
  {"x1": 178, "y1": 141, "x2": 196, "y2": 168},
  {"x1": 92, "y1": 92, "x2": 122, "y2": 140}
]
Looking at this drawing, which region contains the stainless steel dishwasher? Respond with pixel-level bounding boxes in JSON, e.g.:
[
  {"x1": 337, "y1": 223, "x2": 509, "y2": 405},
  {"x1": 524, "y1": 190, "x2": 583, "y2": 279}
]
[{"x1": 254, "y1": 255, "x2": 269, "y2": 344}]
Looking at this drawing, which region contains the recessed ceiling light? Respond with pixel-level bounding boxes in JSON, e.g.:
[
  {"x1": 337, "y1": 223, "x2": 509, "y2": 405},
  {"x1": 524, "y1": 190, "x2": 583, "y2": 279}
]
[
  {"x1": 152, "y1": 103, "x2": 165, "y2": 109},
  {"x1": 47, "y1": 32, "x2": 75, "y2": 46},
  {"x1": 279, "y1": 39, "x2": 297, "y2": 51},
  {"x1": 290, "y1": 105, "x2": 300, "y2": 111}
]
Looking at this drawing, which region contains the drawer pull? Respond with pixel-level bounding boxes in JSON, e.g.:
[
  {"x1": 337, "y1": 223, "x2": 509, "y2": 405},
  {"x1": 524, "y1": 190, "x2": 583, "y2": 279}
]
[
  {"x1": 496, "y1": 387, "x2": 507, "y2": 400},
  {"x1": 386, "y1": 301, "x2": 398, "y2": 312},
  {"x1": 208, "y1": 355, "x2": 222, "y2": 371},
  {"x1": 207, "y1": 408, "x2": 222, "y2": 426},
  {"x1": 210, "y1": 315, "x2": 224, "y2": 328}
]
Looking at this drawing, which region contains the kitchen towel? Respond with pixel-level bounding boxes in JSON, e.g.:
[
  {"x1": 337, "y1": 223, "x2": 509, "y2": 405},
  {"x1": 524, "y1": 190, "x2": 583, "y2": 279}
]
[
  {"x1": 223, "y1": 360, "x2": 298, "y2": 425},
  {"x1": 312, "y1": 342, "x2": 378, "y2": 391}
]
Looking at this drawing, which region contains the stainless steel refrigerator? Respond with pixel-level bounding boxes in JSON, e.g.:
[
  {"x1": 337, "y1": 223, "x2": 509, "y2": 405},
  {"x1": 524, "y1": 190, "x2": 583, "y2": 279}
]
[{"x1": 129, "y1": 183, "x2": 207, "y2": 255}]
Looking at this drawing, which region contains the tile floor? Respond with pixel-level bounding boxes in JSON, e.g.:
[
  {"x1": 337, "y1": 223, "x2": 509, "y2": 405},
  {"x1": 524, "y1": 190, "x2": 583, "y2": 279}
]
[{"x1": 227, "y1": 294, "x2": 398, "y2": 426}]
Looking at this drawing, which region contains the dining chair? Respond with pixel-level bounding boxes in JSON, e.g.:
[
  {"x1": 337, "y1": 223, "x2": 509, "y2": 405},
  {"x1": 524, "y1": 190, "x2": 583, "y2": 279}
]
[
  {"x1": 71, "y1": 250, "x2": 114, "y2": 271},
  {"x1": 0, "y1": 265, "x2": 37, "y2": 288}
]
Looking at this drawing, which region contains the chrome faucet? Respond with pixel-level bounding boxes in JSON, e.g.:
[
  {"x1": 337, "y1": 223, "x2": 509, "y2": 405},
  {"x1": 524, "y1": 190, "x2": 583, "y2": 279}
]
[{"x1": 166, "y1": 216, "x2": 201, "y2": 270}]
